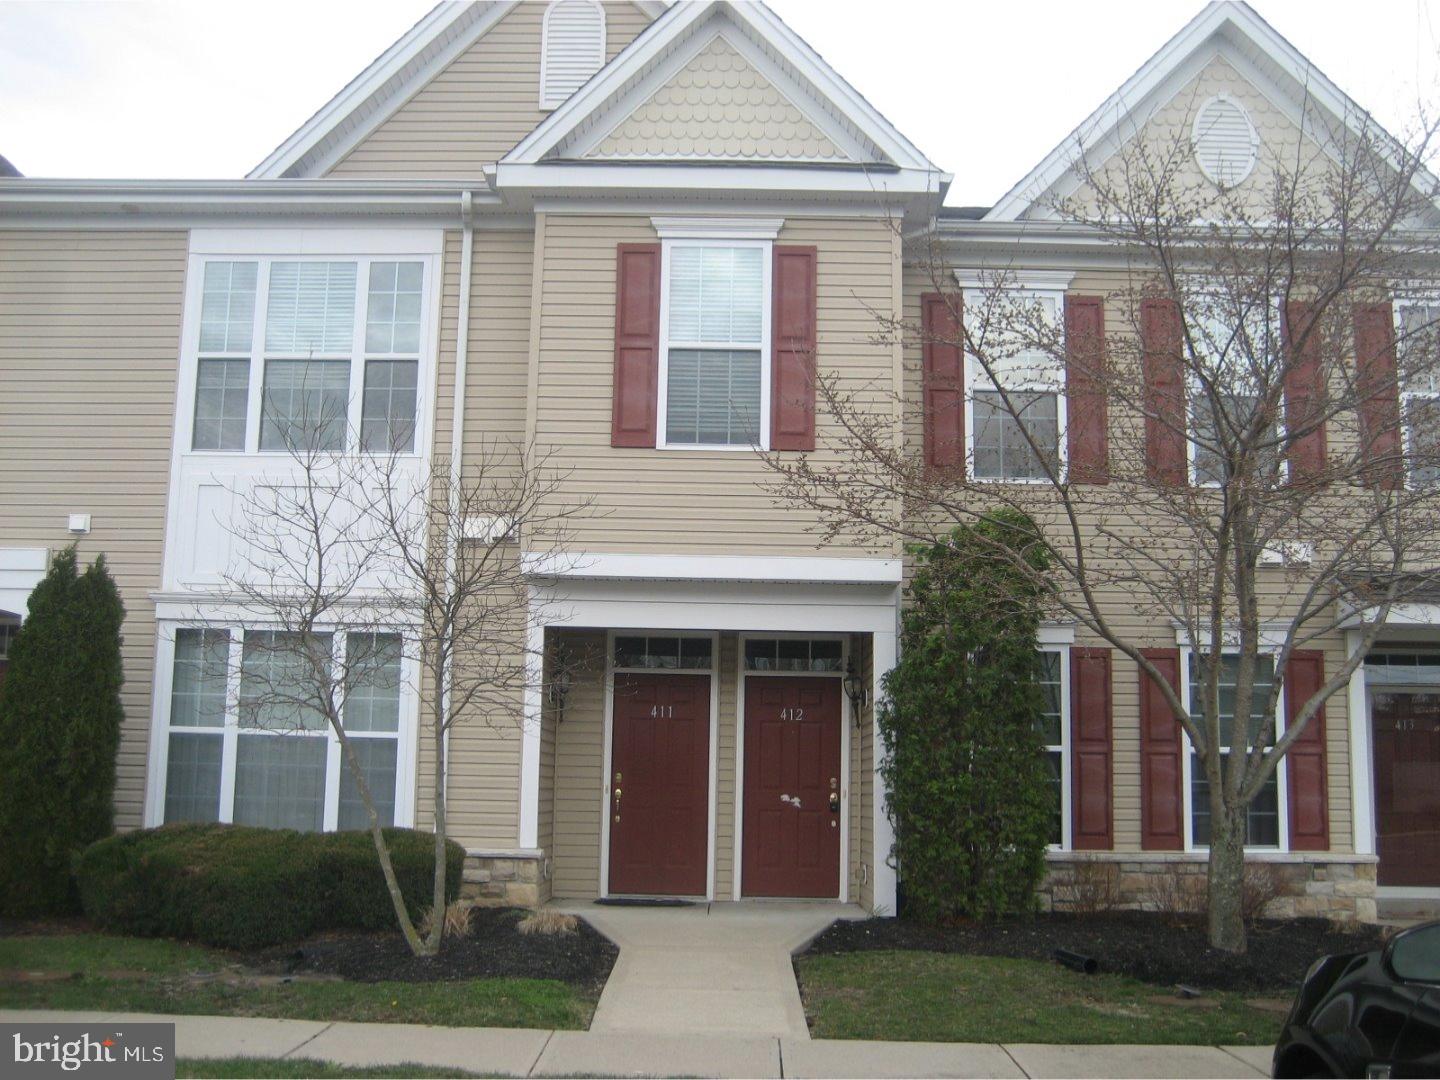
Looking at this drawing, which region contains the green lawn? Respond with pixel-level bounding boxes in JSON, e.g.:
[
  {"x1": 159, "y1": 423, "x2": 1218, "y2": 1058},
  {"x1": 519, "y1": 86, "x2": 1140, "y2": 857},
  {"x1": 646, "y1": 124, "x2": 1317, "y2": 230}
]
[
  {"x1": 0, "y1": 933, "x2": 594, "y2": 1030},
  {"x1": 177, "y1": 1060, "x2": 485, "y2": 1079},
  {"x1": 796, "y1": 951, "x2": 1285, "y2": 1045}
]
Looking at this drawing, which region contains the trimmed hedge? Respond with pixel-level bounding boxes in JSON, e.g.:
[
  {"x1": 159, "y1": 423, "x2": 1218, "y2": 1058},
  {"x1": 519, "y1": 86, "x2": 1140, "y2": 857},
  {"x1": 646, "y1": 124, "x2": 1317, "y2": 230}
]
[{"x1": 76, "y1": 823, "x2": 464, "y2": 950}]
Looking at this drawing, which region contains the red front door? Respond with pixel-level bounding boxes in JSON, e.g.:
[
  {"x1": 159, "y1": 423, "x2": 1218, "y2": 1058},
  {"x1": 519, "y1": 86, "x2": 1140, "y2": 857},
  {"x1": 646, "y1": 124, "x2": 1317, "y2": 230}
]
[
  {"x1": 1372, "y1": 690, "x2": 1440, "y2": 887},
  {"x1": 742, "y1": 676, "x2": 842, "y2": 898},
  {"x1": 608, "y1": 673, "x2": 710, "y2": 896}
]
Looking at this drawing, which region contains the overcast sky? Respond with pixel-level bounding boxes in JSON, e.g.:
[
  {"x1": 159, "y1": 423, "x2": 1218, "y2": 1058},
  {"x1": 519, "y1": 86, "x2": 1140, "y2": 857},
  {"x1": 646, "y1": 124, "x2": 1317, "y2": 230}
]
[{"x1": 1, "y1": 0, "x2": 1436, "y2": 206}]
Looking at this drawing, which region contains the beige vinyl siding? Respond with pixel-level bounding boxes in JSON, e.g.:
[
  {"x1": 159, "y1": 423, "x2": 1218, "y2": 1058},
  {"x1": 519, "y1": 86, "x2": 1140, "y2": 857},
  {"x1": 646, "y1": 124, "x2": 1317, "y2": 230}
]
[
  {"x1": 0, "y1": 229, "x2": 188, "y2": 829},
  {"x1": 463, "y1": 230, "x2": 535, "y2": 464},
  {"x1": 714, "y1": 634, "x2": 739, "y2": 898},
  {"x1": 531, "y1": 214, "x2": 898, "y2": 556},
  {"x1": 551, "y1": 630, "x2": 607, "y2": 897},
  {"x1": 899, "y1": 262, "x2": 1357, "y2": 854},
  {"x1": 327, "y1": 1, "x2": 653, "y2": 178}
]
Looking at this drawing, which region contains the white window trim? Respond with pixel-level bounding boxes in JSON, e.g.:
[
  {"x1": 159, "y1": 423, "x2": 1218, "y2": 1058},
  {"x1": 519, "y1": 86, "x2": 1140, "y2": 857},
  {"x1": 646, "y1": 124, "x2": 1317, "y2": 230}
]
[
  {"x1": 656, "y1": 236, "x2": 773, "y2": 452},
  {"x1": 1395, "y1": 299, "x2": 1440, "y2": 490},
  {"x1": 144, "y1": 622, "x2": 419, "y2": 831},
  {"x1": 1185, "y1": 294, "x2": 1289, "y2": 489},
  {"x1": 1178, "y1": 644, "x2": 1290, "y2": 854},
  {"x1": 962, "y1": 285, "x2": 1068, "y2": 485},
  {"x1": 598, "y1": 629, "x2": 720, "y2": 901},
  {"x1": 1041, "y1": 645, "x2": 1073, "y2": 852},
  {"x1": 178, "y1": 248, "x2": 441, "y2": 460}
]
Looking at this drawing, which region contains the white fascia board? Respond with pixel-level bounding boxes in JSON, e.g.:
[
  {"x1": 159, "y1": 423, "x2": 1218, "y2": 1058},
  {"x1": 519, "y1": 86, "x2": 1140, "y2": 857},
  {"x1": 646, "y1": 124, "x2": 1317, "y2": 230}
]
[
  {"x1": 249, "y1": 2, "x2": 516, "y2": 179},
  {"x1": 503, "y1": 0, "x2": 939, "y2": 175},
  {"x1": 1339, "y1": 602, "x2": 1440, "y2": 629},
  {"x1": 0, "y1": 178, "x2": 499, "y2": 215},
  {"x1": 524, "y1": 551, "x2": 902, "y2": 585},
  {"x1": 494, "y1": 161, "x2": 937, "y2": 195},
  {"x1": 985, "y1": 1, "x2": 1439, "y2": 223}
]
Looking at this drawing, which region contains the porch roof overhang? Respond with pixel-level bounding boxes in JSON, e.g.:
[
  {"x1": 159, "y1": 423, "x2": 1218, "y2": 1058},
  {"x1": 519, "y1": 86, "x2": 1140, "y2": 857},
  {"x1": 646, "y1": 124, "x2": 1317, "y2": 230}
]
[{"x1": 522, "y1": 551, "x2": 900, "y2": 586}]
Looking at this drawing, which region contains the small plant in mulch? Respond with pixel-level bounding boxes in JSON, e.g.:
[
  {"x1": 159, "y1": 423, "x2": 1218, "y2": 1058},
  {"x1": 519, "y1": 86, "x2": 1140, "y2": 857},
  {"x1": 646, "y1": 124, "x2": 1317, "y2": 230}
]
[{"x1": 803, "y1": 911, "x2": 1387, "y2": 994}]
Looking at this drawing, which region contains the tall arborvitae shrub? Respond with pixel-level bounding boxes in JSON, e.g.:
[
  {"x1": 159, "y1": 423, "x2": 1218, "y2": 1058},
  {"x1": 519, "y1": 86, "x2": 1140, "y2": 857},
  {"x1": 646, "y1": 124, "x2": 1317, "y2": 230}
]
[
  {"x1": 0, "y1": 548, "x2": 126, "y2": 915},
  {"x1": 879, "y1": 511, "x2": 1054, "y2": 922}
]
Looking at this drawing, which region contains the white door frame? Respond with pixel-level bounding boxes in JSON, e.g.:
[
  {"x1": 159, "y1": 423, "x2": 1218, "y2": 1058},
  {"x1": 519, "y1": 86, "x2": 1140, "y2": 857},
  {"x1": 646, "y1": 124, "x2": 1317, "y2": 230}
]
[
  {"x1": 734, "y1": 631, "x2": 851, "y2": 902},
  {"x1": 598, "y1": 629, "x2": 720, "y2": 901}
]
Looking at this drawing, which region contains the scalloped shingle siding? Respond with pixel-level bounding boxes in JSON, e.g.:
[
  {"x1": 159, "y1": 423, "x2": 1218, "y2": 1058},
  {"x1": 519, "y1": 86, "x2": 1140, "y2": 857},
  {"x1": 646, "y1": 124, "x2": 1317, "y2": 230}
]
[{"x1": 589, "y1": 37, "x2": 848, "y2": 161}]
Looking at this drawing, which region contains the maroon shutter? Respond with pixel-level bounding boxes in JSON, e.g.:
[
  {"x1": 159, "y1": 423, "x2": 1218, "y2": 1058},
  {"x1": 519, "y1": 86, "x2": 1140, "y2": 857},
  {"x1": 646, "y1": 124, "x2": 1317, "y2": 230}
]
[
  {"x1": 611, "y1": 243, "x2": 661, "y2": 448},
  {"x1": 1140, "y1": 648, "x2": 1185, "y2": 850},
  {"x1": 1286, "y1": 650, "x2": 1330, "y2": 851},
  {"x1": 771, "y1": 245, "x2": 818, "y2": 451},
  {"x1": 1071, "y1": 646, "x2": 1114, "y2": 850},
  {"x1": 921, "y1": 292, "x2": 965, "y2": 469},
  {"x1": 1065, "y1": 295, "x2": 1108, "y2": 484},
  {"x1": 1284, "y1": 301, "x2": 1327, "y2": 481},
  {"x1": 1354, "y1": 302, "x2": 1403, "y2": 488},
  {"x1": 1141, "y1": 298, "x2": 1187, "y2": 485}
]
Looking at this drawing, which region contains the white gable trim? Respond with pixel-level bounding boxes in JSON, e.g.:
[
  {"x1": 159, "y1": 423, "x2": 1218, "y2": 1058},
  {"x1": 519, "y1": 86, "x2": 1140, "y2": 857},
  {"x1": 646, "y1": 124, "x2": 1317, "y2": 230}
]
[
  {"x1": 250, "y1": 1, "x2": 670, "y2": 179},
  {"x1": 503, "y1": 0, "x2": 937, "y2": 173},
  {"x1": 985, "y1": 0, "x2": 1438, "y2": 222}
]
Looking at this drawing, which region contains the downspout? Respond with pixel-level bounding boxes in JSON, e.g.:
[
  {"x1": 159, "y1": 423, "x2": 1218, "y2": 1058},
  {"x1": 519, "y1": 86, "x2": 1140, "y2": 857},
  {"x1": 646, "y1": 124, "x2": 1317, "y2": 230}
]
[{"x1": 440, "y1": 190, "x2": 476, "y2": 823}]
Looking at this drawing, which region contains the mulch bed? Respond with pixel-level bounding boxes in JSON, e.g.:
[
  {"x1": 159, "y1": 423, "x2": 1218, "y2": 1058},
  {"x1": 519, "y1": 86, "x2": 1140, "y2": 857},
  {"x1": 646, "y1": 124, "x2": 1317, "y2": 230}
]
[
  {"x1": 802, "y1": 911, "x2": 1387, "y2": 993},
  {"x1": 252, "y1": 907, "x2": 618, "y2": 992}
]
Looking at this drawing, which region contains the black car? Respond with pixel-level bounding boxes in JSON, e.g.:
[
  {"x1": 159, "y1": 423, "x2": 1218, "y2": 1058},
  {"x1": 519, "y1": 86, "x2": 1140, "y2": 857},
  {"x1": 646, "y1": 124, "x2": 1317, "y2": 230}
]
[{"x1": 1274, "y1": 920, "x2": 1440, "y2": 1078}]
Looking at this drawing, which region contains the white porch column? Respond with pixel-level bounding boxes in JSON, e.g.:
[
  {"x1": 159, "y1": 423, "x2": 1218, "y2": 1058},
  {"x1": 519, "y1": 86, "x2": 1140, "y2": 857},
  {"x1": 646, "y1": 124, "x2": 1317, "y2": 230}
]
[
  {"x1": 517, "y1": 617, "x2": 545, "y2": 850},
  {"x1": 1346, "y1": 629, "x2": 1375, "y2": 856},
  {"x1": 871, "y1": 627, "x2": 898, "y2": 914}
]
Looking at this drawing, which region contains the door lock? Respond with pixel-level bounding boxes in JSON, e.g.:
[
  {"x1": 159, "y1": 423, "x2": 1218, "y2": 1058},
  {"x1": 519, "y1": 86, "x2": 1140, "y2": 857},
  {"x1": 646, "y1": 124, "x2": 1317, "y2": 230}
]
[{"x1": 828, "y1": 792, "x2": 840, "y2": 813}]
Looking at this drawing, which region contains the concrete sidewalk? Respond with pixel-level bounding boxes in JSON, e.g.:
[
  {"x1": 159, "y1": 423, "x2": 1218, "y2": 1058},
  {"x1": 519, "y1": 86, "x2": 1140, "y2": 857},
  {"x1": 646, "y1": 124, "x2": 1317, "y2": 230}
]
[
  {"x1": 0, "y1": 1010, "x2": 1274, "y2": 1077},
  {"x1": 553, "y1": 899, "x2": 858, "y2": 1038}
]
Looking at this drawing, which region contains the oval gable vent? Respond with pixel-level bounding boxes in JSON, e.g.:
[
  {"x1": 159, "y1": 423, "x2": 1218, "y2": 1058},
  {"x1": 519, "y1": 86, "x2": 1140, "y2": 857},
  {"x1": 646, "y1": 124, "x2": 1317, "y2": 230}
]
[
  {"x1": 1193, "y1": 95, "x2": 1258, "y2": 187},
  {"x1": 541, "y1": 0, "x2": 606, "y2": 110}
]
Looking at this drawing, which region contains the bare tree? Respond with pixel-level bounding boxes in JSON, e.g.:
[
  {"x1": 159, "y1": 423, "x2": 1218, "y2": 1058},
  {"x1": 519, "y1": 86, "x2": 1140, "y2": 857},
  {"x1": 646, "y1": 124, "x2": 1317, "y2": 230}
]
[
  {"x1": 214, "y1": 409, "x2": 586, "y2": 956},
  {"x1": 764, "y1": 103, "x2": 1440, "y2": 951}
]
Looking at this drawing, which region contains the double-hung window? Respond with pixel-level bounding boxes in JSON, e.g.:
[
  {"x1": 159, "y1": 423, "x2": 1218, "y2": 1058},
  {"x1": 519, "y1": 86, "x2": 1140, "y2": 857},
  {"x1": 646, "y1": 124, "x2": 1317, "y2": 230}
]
[
  {"x1": 1036, "y1": 649, "x2": 1069, "y2": 848},
  {"x1": 1185, "y1": 652, "x2": 1282, "y2": 848},
  {"x1": 1398, "y1": 303, "x2": 1440, "y2": 486},
  {"x1": 1187, "y1": 295, "x2": 1281, "y2": 486},
  {"x1": 188, "y1": 254, "x2": 429, "y2": 456},
  {"x1": 156, "y1": 627, "x2": 412, "y2": 831},
  {"x1": 659, "y1": 241, "x2": 770, "y2": 449},
  {"x1": 968, "y1": 289, "x2": 1065, "y2": 480}
]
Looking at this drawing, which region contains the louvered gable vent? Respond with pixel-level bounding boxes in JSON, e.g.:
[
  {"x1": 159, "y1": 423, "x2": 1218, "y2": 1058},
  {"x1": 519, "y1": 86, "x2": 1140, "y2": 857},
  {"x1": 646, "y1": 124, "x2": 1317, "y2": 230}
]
[
  {"x1": 540, "y1": 0, "x2": 607, "y2": 110},
  {"x1": 1192, "y1": 96, "x2": 1258, "y2": 187}
]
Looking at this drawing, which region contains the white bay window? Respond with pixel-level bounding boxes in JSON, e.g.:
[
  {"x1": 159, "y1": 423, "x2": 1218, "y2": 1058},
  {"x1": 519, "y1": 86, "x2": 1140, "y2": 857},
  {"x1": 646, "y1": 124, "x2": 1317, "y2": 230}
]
[{"x1": 153, "y1": 626, "x2": 416, "y2": 831}]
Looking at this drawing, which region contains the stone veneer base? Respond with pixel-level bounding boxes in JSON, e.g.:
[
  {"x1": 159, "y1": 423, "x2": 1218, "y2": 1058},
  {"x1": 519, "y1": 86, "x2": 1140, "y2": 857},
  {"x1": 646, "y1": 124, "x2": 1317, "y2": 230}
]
[
  {"x1": 1041, "y1": 851, "x2": 1379, "y2": 922},
  {"x1": 459, "y1": 850, "x2": 550, "y2": 908}
]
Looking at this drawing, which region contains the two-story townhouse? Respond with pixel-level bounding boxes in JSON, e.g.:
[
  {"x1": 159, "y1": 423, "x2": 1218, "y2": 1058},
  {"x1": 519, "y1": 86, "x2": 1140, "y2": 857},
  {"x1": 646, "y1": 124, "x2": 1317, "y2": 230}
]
[{"x1": 1, "y1": 0, "x2": 1434, "y2": 921}]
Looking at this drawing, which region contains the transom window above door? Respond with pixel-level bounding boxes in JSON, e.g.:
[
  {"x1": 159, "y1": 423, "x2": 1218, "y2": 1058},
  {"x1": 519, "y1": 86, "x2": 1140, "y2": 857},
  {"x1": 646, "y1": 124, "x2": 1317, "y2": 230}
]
[
  {"x1": 744, "y1": 638, "x2": 842, "y2": 672},
  {"x1": 659, "y1": 241, "x2": 771, "y2": 449},
  {"x1": 189, "y1": 255, "x2": 430, "y2": 456},
  {"x1": 613, "y1": 635, "x2": 714, "y2": 670}
]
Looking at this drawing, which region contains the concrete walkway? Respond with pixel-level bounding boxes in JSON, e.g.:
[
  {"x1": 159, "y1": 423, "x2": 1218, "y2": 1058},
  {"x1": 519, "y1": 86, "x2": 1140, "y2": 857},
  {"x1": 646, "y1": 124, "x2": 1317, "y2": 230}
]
[
  {"x1": 0, "y1": 1010, "x2": 1274, "y2": 1077},
  {"x1": 553, "y1": 899, "x2": 858, "y2": 1038}
]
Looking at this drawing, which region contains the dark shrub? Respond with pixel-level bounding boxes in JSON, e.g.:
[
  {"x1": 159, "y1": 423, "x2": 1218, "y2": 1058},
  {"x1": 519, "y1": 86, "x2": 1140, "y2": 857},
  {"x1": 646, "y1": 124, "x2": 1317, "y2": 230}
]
[
  {"x1": 0, "y1": 548, "x2": 125, "y2": 916},
  {"x1": 879, "y1": 511, "x2": 1055, "y2": 922},
  {"x1": 76, "y1": 823, "x2": 464, "y2": 950}
]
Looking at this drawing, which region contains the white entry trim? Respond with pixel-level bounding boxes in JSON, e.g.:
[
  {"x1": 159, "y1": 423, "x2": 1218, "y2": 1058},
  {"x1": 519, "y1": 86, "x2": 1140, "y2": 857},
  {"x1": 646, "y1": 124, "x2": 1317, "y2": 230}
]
[
  {"x1": 525, "y1": 551, "x2": 903, "y2": 585},
  {"x1": 598, "y1": 629, "x2": 720, "y2": 902},
  {"x1": 733, "y1": 632, "x2": 851, "y2": 903}
]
